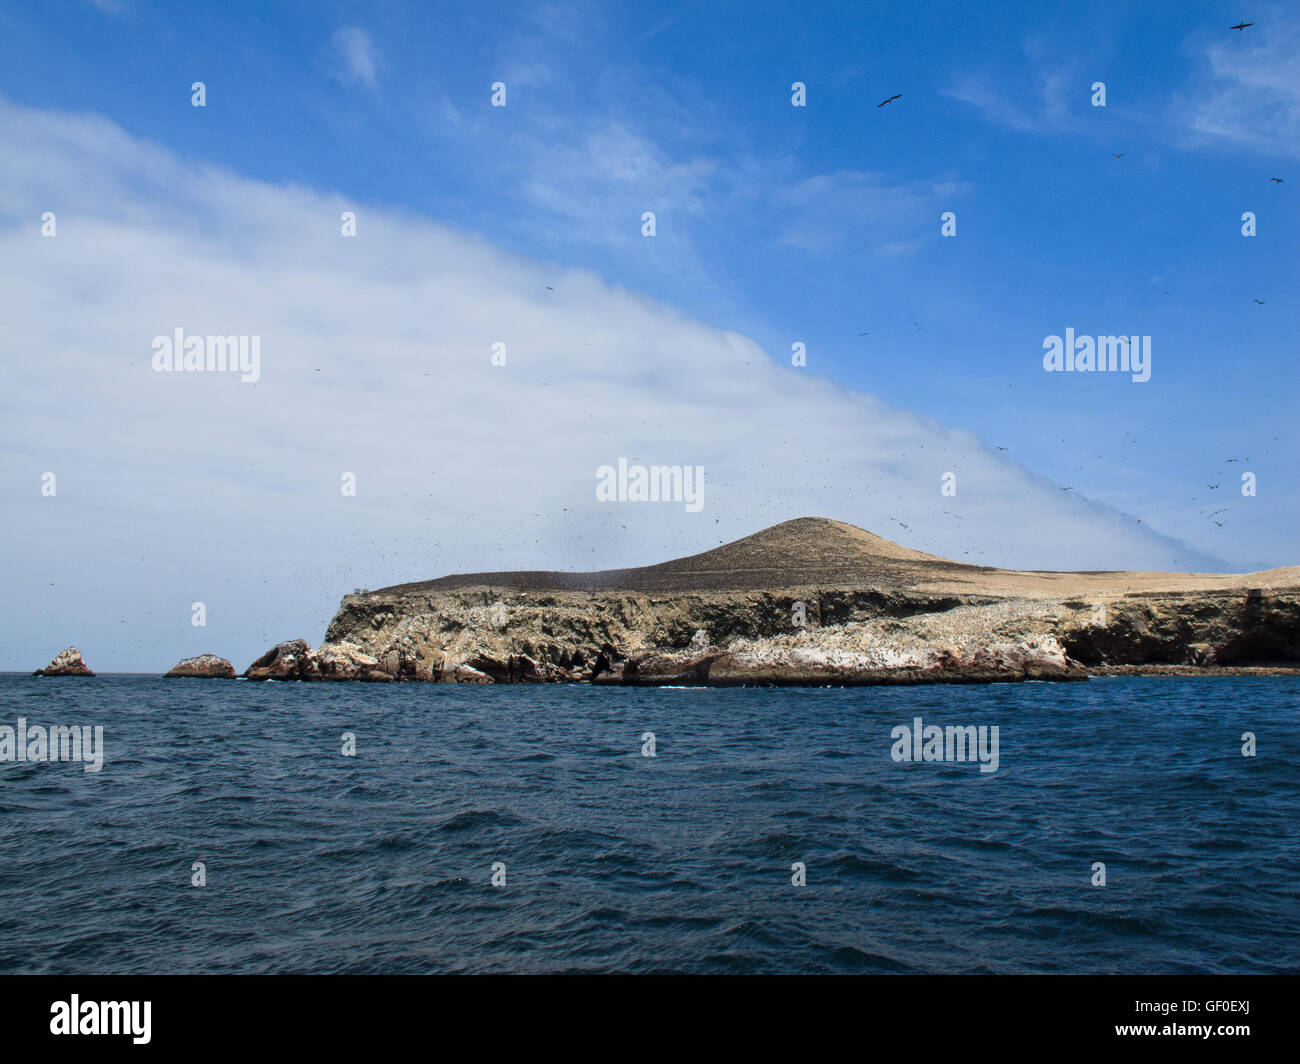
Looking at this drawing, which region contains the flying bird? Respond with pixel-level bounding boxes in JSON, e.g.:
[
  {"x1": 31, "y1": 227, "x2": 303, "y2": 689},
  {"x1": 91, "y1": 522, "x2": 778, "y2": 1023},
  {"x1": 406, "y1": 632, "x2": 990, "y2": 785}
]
[
  {"x1": 1269, "y1": 177, "x2": 1284, "y2": 183},
  {"x1": 1112, "y1": 153, "x2": 1125, "y2": 159},
  {"x1": 1230, "y1": 22, "x2": 1254, "y2": 31},
  {"x1": 877, "y1": 94, "x2": 902, "y2": 108},
  {"x1": 1254, "y1": 299, "x2": 1266, "y2": 304}
]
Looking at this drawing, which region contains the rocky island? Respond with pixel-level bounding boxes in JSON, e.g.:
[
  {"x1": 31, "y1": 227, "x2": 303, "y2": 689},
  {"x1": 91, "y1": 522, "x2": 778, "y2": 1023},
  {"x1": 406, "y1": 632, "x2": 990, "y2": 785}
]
[
  {"x1": 241, "y1": 518, "x2": 1299, "y2": 685},
  {"x1": 165, "y1": 654, "x2": 237, "y2": 678},
  {"x1": 33, "y1": 647, "x2": 95, "y2": 676}
]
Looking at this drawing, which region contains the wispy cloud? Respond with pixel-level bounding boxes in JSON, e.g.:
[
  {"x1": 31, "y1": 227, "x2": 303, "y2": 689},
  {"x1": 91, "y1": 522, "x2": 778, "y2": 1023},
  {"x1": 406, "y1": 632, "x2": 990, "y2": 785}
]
[
  {"x1": 1177, "y1": 19, "x2": 1300, "y2": 158},
  {"x1": 330, "y1": 27, "x2": 380, "y2": 92},
  {"x1": 942, "y1": 33, "x2": 1083, "y2": 134},
  {"x1": 772, "y1": 170, "x2": 971, "y2": 253}
]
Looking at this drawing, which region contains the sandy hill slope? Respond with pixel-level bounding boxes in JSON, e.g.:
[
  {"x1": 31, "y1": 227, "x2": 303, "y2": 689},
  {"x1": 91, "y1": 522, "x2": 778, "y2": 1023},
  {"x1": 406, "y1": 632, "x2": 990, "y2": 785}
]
[{"x1": 375, "y1": 516, "x2": 1299, "y2": 597}]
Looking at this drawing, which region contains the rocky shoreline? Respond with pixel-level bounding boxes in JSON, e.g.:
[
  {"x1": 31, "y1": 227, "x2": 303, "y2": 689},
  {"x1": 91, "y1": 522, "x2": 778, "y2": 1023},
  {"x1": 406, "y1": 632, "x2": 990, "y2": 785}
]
[{"x1": 31, "y1": 519, "x2": 1300, "y2": 686}]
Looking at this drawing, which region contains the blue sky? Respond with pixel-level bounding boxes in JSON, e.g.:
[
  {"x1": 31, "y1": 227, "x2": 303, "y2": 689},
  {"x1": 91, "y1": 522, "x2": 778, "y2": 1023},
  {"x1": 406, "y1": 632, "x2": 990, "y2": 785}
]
[{"x1": 0, "y1": 1, "x2": 1297, "y2": 669}]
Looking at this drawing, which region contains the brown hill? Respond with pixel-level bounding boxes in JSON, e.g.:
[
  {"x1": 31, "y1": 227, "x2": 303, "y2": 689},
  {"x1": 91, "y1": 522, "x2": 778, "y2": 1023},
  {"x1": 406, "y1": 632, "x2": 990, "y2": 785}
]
[{"x1": 375, "y1": 516, "x2": 1298, "y2": 597}]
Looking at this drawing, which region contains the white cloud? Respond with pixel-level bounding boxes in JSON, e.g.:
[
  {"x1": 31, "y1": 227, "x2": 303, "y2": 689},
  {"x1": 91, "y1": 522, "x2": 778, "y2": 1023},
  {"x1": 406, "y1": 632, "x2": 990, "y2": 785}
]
[
  {"x1": 1179, "y1": 20, "x2": 1300, "y2": 158},
  {"x1": 772, "y1": 170, "x2": 971, "y2": 253},
  {"x1": 330, "y1": 27, "x2": 380, "y2": 92},
  {"x1": 0, "y1": 97, "x2": 1219, "y2": 670},
  {"x1": 943, "y1": 34, "x2": 1083, "y2": 135}
]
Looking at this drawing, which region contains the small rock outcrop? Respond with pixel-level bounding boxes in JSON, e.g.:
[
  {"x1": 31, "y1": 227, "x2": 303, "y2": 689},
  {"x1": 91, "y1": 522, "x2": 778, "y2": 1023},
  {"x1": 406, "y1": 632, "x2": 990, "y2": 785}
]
[
  {"x1": 34, "y1": 647, "x2": 94, "y2": 676},
  {"x1": 165, "y1": 654, "x2": 236, "y2": 678},
  {"x1": 245, "y1": 639, "x2": 317, "y2": 681}
]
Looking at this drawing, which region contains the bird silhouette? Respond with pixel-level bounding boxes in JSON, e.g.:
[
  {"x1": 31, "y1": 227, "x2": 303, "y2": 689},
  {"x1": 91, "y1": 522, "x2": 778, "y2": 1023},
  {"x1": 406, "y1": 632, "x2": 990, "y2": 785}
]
[
  {"x1": 1230, "y1": 22, "x2": 1254, "y2": 31},
  {"x1": 1254, "y1": 299, "x2": 1266, "y2": 305},
  {"x1": 877, "y1": 94, "x2": 902, "y2": 108},
  {"x1": 1112, "y1": 153, "x2": 1125, "y2": 159},
  {"x1": 1269, "y1": 177, "x2": 1284, "y2": 183}
]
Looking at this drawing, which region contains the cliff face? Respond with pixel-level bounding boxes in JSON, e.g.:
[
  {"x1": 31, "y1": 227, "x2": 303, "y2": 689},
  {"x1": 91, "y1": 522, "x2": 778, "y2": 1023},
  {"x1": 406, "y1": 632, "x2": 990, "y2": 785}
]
[{"x1": 301, "y1": 519, "x2": 1300, "y2": 685}]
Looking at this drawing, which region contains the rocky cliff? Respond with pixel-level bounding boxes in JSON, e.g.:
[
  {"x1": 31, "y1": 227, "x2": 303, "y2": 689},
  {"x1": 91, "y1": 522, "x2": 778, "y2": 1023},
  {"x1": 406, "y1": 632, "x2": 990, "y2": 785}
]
[{"x1": 269, "y1": 518, "x2": 1300, "y2": 685}]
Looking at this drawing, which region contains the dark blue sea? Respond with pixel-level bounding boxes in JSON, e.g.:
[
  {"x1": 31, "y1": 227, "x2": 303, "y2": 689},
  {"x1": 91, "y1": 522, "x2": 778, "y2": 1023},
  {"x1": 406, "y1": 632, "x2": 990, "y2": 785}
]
[{"x1": 1, "y1": 675, "x2": 1296, "y2": 974}]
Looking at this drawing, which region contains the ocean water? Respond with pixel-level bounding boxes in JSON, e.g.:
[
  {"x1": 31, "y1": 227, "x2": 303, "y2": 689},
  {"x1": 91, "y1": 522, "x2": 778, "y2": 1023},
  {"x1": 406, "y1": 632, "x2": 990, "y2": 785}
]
[{"x1": 0, "y1": 675, "x2": 1296, "y2": 974}]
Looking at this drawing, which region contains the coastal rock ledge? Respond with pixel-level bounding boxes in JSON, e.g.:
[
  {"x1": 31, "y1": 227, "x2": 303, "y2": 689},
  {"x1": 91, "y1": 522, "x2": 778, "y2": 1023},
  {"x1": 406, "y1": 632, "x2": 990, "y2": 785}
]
[
  {"x1": 34, "y1": 647, "x2": 95, "y2": 677},
  {"x1": 165, "y1": 654, "x2": 236, "y2": 678}
]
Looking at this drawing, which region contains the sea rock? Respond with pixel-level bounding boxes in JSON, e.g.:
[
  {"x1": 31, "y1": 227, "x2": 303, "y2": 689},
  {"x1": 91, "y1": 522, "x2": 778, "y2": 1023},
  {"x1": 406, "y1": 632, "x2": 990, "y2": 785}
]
[
  {"x1": 34, "y1": 647, "x2": 95, "y2": 676},
  {"x1": 244, "y1": 639, "x2": 318, "y2": 681},
  {"x1": 243, "y1": 639, "x2": 404, "y2": 682},
  {"x1": 165, "y1": 654, "x2": 236, "y2": 678}
]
